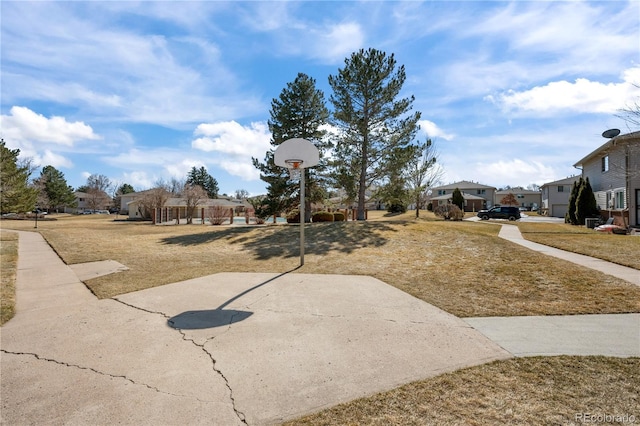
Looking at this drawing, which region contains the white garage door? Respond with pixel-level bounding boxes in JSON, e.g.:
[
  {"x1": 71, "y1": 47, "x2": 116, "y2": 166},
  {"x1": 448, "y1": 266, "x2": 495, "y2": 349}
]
[{"x1": 552, "y1": 204, "x2": 568, "y2": 218}]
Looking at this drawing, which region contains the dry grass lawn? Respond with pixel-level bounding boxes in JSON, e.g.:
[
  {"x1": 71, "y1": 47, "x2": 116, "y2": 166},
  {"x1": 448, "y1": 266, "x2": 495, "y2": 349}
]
[
  {"x1": 284, "y1": 356, "x2": 640, "y2": 425},
  {"x1": 518, "y1": 222, "x2": 640, "y2": 270},
  {"x1": 0, "y1": 230, "x2": 18, "y2": 325},
  {"x1": 1, "y1": 212, "x2": 638, "y2": 317}
]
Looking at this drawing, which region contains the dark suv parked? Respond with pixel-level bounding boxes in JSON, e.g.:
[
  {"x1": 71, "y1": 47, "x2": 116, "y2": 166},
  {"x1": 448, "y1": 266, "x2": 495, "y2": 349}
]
[{"x1": 477, "y1": 206, "x2": 521, "y2": 221}]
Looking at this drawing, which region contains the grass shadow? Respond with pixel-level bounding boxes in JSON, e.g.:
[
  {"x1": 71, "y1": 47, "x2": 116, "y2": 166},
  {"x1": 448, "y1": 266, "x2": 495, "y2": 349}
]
[{"x1": 160, "y1": 221, "x2": 399, "y2": 260}]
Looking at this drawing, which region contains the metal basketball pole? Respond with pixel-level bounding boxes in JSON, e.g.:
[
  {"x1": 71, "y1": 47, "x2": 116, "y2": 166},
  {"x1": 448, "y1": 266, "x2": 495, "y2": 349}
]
[{"x1": 299, "y1": 169, "x2": 305, "y2": 266}]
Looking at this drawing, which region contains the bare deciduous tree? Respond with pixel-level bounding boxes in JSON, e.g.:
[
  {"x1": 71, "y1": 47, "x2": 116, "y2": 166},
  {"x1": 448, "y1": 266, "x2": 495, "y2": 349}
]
[
  {"x1": 83, "y1": 174, "x2": 112, "y2": 212},
  {"x1": 137, "y1": 187, "x2": 170, "y2": 220},
  {"x1": 183, "y1": 183, "x2": 207, "y2": 224},
  {"x1": 207, "y1": 205, "x2": 230, "y2": 225},
  {"x1": 406, "y1": 139, "x2": 444, "y2": 218}
]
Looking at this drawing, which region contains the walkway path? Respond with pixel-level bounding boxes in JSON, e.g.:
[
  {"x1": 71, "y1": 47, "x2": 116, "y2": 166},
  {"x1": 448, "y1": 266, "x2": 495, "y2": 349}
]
[{"x1": 498, "y1": 224, "x2": 640, "y2": 287}]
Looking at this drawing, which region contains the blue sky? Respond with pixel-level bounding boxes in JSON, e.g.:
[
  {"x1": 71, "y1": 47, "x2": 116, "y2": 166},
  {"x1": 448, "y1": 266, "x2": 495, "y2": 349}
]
[{"x1": 2, "y1": 1, "x2": 638, "y2": 196}]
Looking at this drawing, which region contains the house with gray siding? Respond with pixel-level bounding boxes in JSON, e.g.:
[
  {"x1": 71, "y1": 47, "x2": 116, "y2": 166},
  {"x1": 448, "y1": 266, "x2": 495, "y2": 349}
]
[
  {"x1": 540, "y1": 177, "x2": 580, "y2": 218},
  {"x1": 573, "y1": 131, "x2": 640, "y2": 227}
]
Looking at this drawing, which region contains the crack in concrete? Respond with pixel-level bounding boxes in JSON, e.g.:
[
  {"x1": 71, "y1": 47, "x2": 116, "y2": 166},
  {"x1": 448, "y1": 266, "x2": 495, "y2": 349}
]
[
  {"x1": 113, "y1": 298, "x2": 248, "y2": 425},
  {"x1": 112, "y1": 298, "x2": 171, "y2": 319},
  {"x1": 168, "y1": 317, "x2": 248, "y2": 425},
  {"x1": 0, "y1": 349, "x2": 210, "y2": 402}
]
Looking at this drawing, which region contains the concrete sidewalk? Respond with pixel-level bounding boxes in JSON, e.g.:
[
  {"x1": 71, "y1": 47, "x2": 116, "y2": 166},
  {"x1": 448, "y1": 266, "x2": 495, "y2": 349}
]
[
  {"x1": 498, "y1": 224, "x2": 640, "y2": 287},
  {"x1": 465, "y1": 314, "x2": 640, "y2": 357},
  {"x1": 1, "y1": 231, "x2": 509, "y2": 425}
]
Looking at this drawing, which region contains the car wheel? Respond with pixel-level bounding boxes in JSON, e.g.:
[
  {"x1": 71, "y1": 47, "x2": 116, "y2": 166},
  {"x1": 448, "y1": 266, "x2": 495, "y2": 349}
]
[
  {"x1": 508, "y1": 216, "x2": 517, "y2": 221},
  {"x1": 481, "y1": 215, "x2": 489, "y2": 220}
]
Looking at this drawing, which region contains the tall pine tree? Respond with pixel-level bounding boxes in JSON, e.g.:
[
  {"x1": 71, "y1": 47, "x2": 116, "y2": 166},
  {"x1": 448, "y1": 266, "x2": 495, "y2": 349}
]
[
  {"x1": 0, "y1": 139, "x2": 38, "y2": 213},
  {"x1": 566, "y1": 177, "x2": 582, "y2": 225},
  {"x1": 252, "y1": 73, "x2": 329, "y2": 222},
  {"x1": 575, "y1": 177, "x2": 599, "y2": 225},
  {"x1": 452, "y1": 188, "x2": 465, "y2": 210},
  {"x1": 36, "y1": 165, "x2": 77, "y2": 212},
  {"x1": 186, "y1": 166, "x2": 218, "y2": 198},
  {"x1": 329, "y1": 48, "x2": 421, "y2": 220}
]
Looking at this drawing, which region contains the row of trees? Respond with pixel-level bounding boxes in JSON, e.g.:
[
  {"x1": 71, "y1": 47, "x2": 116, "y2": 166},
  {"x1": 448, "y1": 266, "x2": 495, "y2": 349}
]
[
  {"x1": 252, "y1": 48, "x2": 443, "y2": 222},
  {"x1": 0, "y1": 138, "x2": 227, "y2": 220},
  {"x1": 4, "y1": 48, "x2": 441, "y2": 220}
]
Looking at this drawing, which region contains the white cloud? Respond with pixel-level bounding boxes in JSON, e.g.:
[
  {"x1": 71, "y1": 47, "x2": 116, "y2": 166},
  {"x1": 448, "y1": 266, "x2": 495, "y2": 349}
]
[
  {"x1": 1, "y1": 106, "x2": 100, "y2": 146},
  {"x1": 419, "y1": 120, "x2": 455, "y2": 141},
  {"x1": 193, "y1": 121, "x2": 271, "y2": 158},
  {"x1": 489, "y1": 68, "x2": 640, "y2": 116},
  {"x1": 164, "y1": 159, "x2": 207, "y2": 181},
  {"x1": 121, "y1": 171, "x2": 155, "y2": 191},
  {"x1": 475, "y1": 159, "x2": 557, "y2": 187},
  {"x1": 36, "y1": 150, "x2": 73, "y2": 169},
  {"x1": 315, "y1": 22, "x2": 364, "y2": 62},
  {"x1": 192, "y1": 120, "x2": 271, "y2": 180}
]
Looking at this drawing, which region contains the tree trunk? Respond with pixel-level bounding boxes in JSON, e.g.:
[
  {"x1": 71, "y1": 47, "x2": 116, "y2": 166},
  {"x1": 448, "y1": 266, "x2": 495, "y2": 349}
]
[{"x1": 357, "y1": 136, "x2": 368, "y2": 220}]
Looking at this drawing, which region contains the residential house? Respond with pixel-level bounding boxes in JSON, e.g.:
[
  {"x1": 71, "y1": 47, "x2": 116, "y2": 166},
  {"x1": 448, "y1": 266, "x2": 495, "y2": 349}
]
[
  {"x1": 428, "y1": 181, "x2": 496, "y2": 212},
  {"x1": 540, "y1": 176, "x2": 580, "y2": 218},
  {"x1": 64, "y1": 191, "x2": 111, "y2": 214},
  {"x1": 573, "y1": 131, "x2": 640, "y2": 227},
  {"x1": 429, "y1": 192, "x2": 486, "y2": 212},
  {"x1": 494, "y1": 188, "x2": 541, "y2": 211},
  {"x1": 127, "y1": 195, "x2": 251, "y2": 223}
]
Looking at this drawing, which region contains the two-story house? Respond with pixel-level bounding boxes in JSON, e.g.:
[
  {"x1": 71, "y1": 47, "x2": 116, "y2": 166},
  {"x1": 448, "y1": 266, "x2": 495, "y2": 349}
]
[
  {"x1": 428, "y1": 181, "x2": 496, "y2": 212},
  {"x1": 540, "y1": 177, "x2": 580, "y2": 218},
  {"x1": 573, "y1": 130, "x2": 640, "y2": 227},
  {"x1": 494, "y1": 188, "x2": 542, "y2": 211}
]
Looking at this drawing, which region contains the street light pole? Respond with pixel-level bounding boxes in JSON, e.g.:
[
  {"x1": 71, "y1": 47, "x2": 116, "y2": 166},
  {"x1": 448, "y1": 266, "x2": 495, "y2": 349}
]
[{"x1": 299, "y1": 169, "x2": 305, "y2": 266}]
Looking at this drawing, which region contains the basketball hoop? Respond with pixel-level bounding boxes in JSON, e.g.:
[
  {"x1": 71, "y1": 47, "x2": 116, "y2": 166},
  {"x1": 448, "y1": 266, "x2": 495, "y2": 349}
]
[
  {"x1": 285, "y1": 159, "x2": 303, "y2": 181},
  {"x1": 273, "y1": 138, "x2": 320, "y2": 267}
]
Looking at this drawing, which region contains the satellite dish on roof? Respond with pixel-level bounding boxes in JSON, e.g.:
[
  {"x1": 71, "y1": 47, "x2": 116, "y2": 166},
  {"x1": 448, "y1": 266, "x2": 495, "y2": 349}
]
[{"x1": 602, "y1": 128, "x2": 620, "y2": 138}]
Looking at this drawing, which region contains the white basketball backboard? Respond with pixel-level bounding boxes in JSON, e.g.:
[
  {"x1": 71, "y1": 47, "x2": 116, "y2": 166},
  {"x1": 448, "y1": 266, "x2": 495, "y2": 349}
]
[{"x1": 274, "y1": 138, "x2": 319, "y2": 169}]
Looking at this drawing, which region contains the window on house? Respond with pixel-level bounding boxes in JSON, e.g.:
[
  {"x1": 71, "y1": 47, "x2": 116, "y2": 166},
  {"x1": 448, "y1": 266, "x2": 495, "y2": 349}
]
[
  {"x1": 615, "y1": 191, "x2": 625, "y2": 209},
  {"x1": 438, "y1": 190, "x2": 446, "y2": 195},
  {"x1": 558, "y1": 186, "x2": 564, "y2": 192},
  {"x1": 517, "y1": 194, "x2": 524, "y2": 199},
  {"x1": 477, "y1": 189, "x2": 485, "y2": 195},
  {"x1": 602, "y1": 155, "x2": 609, "y2": 172}
]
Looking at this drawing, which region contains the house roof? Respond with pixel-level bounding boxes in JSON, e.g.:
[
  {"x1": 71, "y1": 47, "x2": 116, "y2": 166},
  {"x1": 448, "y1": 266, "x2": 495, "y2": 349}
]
[
  {"x1": 495, "y1": 188, "x2": 541, "y2": 195},
  {"x1": 573, "y1": 130, "x2": 640, "y2": 168},
  {"x1": 431, "y1": 180, "x2": 496, "y2": 190},
  {"x1": 128, "y1": 197, "x2": 251, "y2": 208},
  {"x1": 541, "y1": 176, "x2": 580, "y2": 188},
  {"x1": 430, "y1": 192, "x2": 485, "y2": 201}
]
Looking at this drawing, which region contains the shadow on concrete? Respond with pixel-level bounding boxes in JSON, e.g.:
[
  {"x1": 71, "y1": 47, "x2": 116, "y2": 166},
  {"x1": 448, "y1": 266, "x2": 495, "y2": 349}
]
[
  {"x1": 168, "y1": 309, "x2": 253, "y2": 329},
  {"x1": 167, "y1": 268, "x2": 299, "y2": 329},
  {"x1": 160, "y1": 221, "x2": 399, "y2": 260}
]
